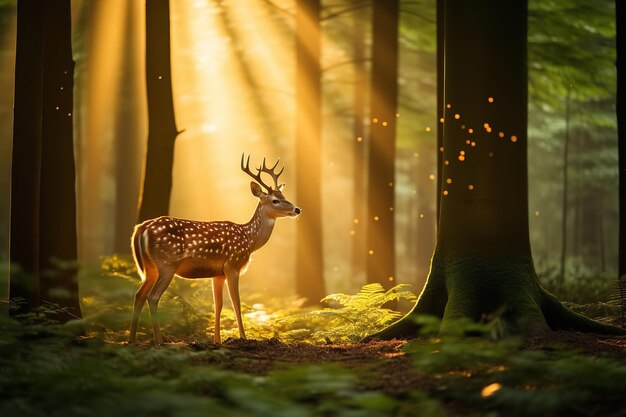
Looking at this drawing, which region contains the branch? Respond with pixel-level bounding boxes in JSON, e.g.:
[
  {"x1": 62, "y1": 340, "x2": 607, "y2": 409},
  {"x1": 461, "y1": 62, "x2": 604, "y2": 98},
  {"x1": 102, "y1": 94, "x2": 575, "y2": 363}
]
[
  {"x1": 321, "y1": 1, "x2": 369, "y2": 21},
  {"x1": 260, "y1": 0, "x2": 294, "y2": 18}
]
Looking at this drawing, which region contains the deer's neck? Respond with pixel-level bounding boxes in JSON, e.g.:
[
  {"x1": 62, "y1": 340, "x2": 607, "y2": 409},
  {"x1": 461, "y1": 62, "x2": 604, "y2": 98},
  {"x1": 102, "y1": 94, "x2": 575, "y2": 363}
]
[{"x1": 246, "y1": 203, "x2": 275, "y2": 252}]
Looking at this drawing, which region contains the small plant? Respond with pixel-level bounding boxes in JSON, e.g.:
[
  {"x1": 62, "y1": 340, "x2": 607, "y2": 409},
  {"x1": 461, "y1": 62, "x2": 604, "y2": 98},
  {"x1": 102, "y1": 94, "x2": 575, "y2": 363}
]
[{"x1": 279, "y1": 283, "x2": 417, "y2": 343}]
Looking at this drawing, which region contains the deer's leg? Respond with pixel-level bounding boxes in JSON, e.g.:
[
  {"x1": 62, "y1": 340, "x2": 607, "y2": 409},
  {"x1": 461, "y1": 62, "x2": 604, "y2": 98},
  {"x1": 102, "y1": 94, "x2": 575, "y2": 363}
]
[
  {"x1": 225, "y1": 269, "x2": 246, "y2": 340},
  {"x1": 129, "y1": 265, "x2": 158, "y2": 344},
  {"x1": 147, "y1": 266, "x2": 176, "y2": 346},
  {"x1": 212, "y1": 276, "x2": 225, "y2": 344}
]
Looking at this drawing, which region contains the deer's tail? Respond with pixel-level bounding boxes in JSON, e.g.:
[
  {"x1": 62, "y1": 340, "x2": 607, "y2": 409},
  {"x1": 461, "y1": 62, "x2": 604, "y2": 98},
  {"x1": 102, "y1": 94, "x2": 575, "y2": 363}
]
[{"x1": 131, "y1": 220, "x2": 153, "y2": 282}]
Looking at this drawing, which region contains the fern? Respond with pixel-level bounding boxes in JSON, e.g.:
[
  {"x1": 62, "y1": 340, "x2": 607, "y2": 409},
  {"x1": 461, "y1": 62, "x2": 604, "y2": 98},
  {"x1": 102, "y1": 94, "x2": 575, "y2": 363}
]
[{"x1": 279, "y1": 283, "x2": 417, "y2": 343}]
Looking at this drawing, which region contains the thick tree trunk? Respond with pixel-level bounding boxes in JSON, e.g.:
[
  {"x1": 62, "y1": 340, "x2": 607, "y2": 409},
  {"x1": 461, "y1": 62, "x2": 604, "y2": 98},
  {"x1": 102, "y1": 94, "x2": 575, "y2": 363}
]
[
  {"x1": 10, "y1": 1, "x2": 82, "y2": 321},
  {"x1": 137, "y1": 0, "x2": 179, "y2": 222},
  {"x1": 366, "y1": 0, "x2": 399, "y2": 289},
  {"x1": 369, "y1": 0, "x2": 625, "y2": 339},
  {"x1": 295, "y1": 0, "x2": 326, "y2": 305},
  {"x1": 10, "y1": 1, "x2": 45, "y2": 315},
  {"x1": 39, "y1": 1, "x2": 81, "y2": 321}
]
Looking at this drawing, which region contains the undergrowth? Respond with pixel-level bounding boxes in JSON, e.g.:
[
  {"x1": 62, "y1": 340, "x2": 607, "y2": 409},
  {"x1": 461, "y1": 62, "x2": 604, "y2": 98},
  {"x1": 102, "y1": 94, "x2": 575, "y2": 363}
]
[{"x1": 1, "y1": 255, "x2": 625, "y2": 416}]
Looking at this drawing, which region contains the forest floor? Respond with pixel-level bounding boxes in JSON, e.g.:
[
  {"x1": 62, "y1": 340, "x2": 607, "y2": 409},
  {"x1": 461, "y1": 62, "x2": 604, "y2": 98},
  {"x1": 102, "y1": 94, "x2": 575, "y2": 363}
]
[{"x1": 97, "y1": 329, "x2": 626, "y2": 417}]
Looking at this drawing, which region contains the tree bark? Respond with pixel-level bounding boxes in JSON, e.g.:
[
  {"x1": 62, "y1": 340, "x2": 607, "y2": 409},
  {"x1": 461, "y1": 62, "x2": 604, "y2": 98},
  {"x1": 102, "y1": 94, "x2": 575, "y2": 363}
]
[
  {"x1": 368, "y1": 0, "x2": 625, "y2": 339},
  {"x1": 10, "y1": 0, "x2": 82, "y2": 321},
  {"x1": 115, "y1": 2, "x2": 142, "y2": 253},
  {"x1": 10, "y1": 0, "x2": 45, "y2": 315},
  {"x1": 137, "y1": 0, "x2": 179, "y2": 222},
  {"x1": 351, "y1": 7, "x2": 367, "y2": 281},
  {"x1": 616, "y1": 0, "x2": 625, "y2": 322},
  {"x1": 366, "y1": 0, "x2": 399, "y2": 289},
  {"x1": 295, "y1": 0, "x2": 326, "y2": 305},
  {"x1": 39, "y1": 1, "x2": 81, "y2": 321},
  {"x1": 435, "y1": 0, "x2": 444, "y2": 225}
]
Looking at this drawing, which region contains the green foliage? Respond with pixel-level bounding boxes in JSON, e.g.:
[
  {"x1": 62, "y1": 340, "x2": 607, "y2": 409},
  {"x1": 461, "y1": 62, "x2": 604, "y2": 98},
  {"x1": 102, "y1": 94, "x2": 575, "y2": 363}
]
[
  {"x1": 279, "y1": 283, "x2": 417, "y2": 343},
  {"x1": 536, "y1": 257, "x2": 619, "y2": 305},
  {"x1": 405, "y1": 318, "x2": 626, "y2": 417}
]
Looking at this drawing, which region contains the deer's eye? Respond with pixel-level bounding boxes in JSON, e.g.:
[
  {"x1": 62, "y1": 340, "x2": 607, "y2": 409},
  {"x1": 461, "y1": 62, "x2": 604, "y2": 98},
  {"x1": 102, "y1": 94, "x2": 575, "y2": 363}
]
[{"x1": 272, "y1": 199, "x2": 280, "y2": 204}]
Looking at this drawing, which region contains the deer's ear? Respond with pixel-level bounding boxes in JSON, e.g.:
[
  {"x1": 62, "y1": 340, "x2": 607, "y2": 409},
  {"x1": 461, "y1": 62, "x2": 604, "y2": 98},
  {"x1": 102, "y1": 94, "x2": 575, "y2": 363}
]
[
  {"x1": 277, "y1": 183, "x2": 285, "y2": 192},
  {"x1": 250, "y1": 182, "x2": 265, "y2": 197}
]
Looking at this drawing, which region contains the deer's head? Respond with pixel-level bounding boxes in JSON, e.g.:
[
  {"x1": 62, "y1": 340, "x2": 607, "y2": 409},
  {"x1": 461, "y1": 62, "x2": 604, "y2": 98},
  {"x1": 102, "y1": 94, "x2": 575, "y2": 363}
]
[{"x1": 242, "y1": 154, "x2": 301, "y2": 219}]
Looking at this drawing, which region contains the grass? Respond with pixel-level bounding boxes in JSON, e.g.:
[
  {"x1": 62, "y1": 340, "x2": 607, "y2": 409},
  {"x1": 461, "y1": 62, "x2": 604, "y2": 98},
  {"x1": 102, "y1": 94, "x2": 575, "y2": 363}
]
[{"x1": 0, "y1": 255, "x2": 625, "y2": 416}]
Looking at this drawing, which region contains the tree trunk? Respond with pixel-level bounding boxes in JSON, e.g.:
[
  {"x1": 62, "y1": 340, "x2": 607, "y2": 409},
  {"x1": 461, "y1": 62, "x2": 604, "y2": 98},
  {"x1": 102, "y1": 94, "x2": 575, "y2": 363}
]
[
  {"x1": 369, "y1": 0, "x2": 624, "y2": 339},
  {"x1": 137, "y1": 0, "x2": 179, "y2": 222},
  {"x1": 616, "y1": 0, "x2": 625, "y2": 322},
  {"x1": 366, "y1": 0, "x2": 399, "y2": 289},
  {"x1": 10, "y1": 0, "x2": 45, "y2": 315},
  {"x1": 435, "y1": 0, "x2": 444, "y2": 225},
  {"x1": 351, "y1": 7, "x2": 367, "y2": 281},
  {"x1": 39, "y1": 1, "x2": 81, "y2": 321},
  {"x1": 295, "y1": 0, "x2": 326, "y2": 305},
  {"x1": 559, "y1": 87, "x2": 572, "y2": 283},
  {"x1": 115, "y1": 2, "x2": 142, "y2": 253},
  {"x1": 10, "y1": 1, "x2": 82, "y2": 321}
]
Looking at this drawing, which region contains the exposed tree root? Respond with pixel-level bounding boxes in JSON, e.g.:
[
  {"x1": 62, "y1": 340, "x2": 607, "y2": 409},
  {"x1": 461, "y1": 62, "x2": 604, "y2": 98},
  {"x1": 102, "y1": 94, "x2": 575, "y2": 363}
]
[{"x1": 365, "y1": 251, "x2": 626, "y2": 341}]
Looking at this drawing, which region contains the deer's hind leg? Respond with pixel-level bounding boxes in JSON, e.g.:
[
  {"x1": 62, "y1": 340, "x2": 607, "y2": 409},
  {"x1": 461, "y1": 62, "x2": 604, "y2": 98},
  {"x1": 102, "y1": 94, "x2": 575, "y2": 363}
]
[
  {"x1": 129, "y1": 263, "x2": 158, "y2": 344},
  {"x1": 147, "y1": 264, "x2": 177, "y2": 346}
]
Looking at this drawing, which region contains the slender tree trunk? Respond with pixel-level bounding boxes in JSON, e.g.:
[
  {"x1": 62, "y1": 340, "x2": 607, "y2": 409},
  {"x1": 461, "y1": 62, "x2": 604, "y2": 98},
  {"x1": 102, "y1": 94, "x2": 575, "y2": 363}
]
[
  {"x1": 137, "y1": 0, "x2": 179, "y2": 222},
  {"x1": 295, "y1": 0, "x2": 326, "y2": 305},
  {"x1": 559, "y1": 87, "x2": 572, "y2": 283},
  {"x1": 10, "y1": 1, "x2": 45, "y2": 315},
  {"x1": 39, "y1": 1, "x2": 81, "y2": 321},
  {"x1": 366, "y1": 0, "x2": 399, "y2": 289},
  {"x1": 115, "y1": 2, "x2": 141, "y2": 253},
  {"x1": 616, "y1": 0, "x2": 625, "y2": 322},
  {"x1": 435, "y1": 0, "x2": 444, "y2": 225},
  {"x1": 351, "y1": 8, "x2": 367, "y2": 280},
  {"x1": 369, "y1": 0, "x2": 624, "y2": 339}
]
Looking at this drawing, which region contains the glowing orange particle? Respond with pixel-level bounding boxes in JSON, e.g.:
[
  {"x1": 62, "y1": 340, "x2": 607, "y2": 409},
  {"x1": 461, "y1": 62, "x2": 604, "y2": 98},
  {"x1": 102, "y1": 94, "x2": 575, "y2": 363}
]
[
  {"x1": 481, "y1": 383, "x2": 501, "y2": 398},
  {"x1": 458, "y1": 155, "x2": 465, "y2": 161},
  {"x1": 511, "y1": 135, "x2": 518, "y2": 142},
  {"x1": 372, "y1": 117, "x2": 379, "y2": 123},
  {"x1": 454, "y1": 113, "x2": 460, "y2": 120},
  {"x1": 446, "y1": 178, "x2": 452, "y2": 184},
  {"x1": 429, "y1": 174, "x2": 435, "y2": 180},
  {"x1": 488, "y1": 97, "x2": 494, "y2": 103},
  {"x1": 356, "y1": 136, "x2": 363, "y2": 142},
  {"x1": 439, "y1": 146, "x2": 444, "y2": 152},
  {"x1": 443, "y1": 190, "x2": 449, "y2": 196},
  {"x1": 498, "y1": 132, "x2": 505, "y2": 138},
  {"x1": 468, "y1": 184, "x2": 475, "y2": 190},
  {"x1": 483, "y1": 123, "x2": 490, "y2": 129},
  {"x1": 382, "y1": 121, "x2": 388, "y2": 126},
  {"x1": 468, "y1": 128, "x2": 474, "y2": 134},
  {"x1": 460, "y1": 151, "x2": 466, "y2": 156},
  {"x1": 444, "y1": 160, "x2": 450, "y2": 165},
  {"x1": 471, "y1": 141, "x2": 476, "y2": 147},
  {"x1": 425, "y1": 127, "x2": 432, "y2": 132},
  {"x1": 439, "y1": 117, "x2": 445, "y2": 123},
  {"x1": 466, "y1": 140, "x2": 471, "y2": 145},
  {"x1": 446, "y1": 104, "x2": 451, "y2": 109}
]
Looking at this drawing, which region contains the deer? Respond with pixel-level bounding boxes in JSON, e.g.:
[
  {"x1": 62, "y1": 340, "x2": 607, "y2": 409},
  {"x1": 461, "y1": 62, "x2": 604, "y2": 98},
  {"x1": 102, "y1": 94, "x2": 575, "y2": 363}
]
[{"x1": 128, "y1": 154, "x2": 301, "y2": 345}]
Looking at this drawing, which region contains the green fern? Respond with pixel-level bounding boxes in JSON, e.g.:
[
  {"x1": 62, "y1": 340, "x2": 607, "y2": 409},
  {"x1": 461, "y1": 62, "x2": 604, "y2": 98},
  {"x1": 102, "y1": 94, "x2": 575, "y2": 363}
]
[{"x1": 279, "y1": 283, "x2": 417, "y2": 343}]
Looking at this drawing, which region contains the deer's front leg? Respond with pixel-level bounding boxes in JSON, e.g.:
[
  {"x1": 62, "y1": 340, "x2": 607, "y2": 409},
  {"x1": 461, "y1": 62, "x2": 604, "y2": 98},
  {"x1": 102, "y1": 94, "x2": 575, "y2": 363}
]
[
  {"x1": 212, "y1": 276, "x2": 225, "y2": 344},
  {"x1": 225, "y1": 268, "x2": 246, "y2": 340}
]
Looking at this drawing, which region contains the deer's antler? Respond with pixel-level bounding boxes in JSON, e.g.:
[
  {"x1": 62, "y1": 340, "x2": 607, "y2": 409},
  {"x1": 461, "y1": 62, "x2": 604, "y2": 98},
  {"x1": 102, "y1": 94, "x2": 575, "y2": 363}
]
[{"x1": 241, "y1": 154, "x2": 284, "y2": 192}]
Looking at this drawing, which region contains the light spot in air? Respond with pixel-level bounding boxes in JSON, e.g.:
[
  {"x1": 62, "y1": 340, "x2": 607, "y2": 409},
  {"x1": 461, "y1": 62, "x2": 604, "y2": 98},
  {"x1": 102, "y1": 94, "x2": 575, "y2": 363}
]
[
  {"x1": 425, "y1": 127, "x2": 431, "y2": 132},
  {"x1": 446, "y1": 178, "x2": 452, "y2": 184},
  {"x1": 368, "y1": 249, "x2": 374, "y2": 255},
  {"x1": 429, "y1": 174, "x2": 435, "y2": 180},
  {"x1": 511, "y1": 135, "x2": 518, "y2": 142}
]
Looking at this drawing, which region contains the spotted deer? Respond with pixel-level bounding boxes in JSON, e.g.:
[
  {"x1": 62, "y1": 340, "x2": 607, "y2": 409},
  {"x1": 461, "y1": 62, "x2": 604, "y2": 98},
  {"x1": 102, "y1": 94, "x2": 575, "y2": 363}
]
[{"x1": 129, "y1": 154, "x2": 301, "y2": 345}]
